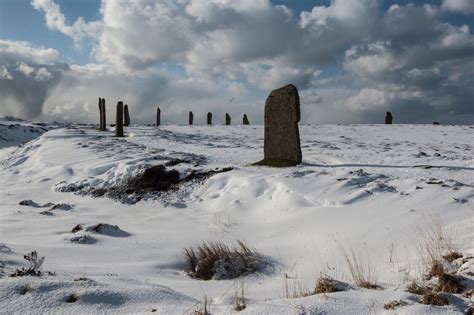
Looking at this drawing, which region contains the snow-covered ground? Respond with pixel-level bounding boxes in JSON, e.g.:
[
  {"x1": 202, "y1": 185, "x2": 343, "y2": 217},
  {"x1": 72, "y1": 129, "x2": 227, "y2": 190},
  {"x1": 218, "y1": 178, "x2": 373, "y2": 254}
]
[{"x1": 0, "y1": 118, "x2": 473, "y2": 314}]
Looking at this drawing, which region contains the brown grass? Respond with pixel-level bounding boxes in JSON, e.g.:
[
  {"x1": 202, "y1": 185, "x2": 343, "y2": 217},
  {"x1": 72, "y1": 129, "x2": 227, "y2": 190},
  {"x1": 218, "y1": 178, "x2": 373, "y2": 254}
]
[
  {"x1": 337, "y1": 241, "x2": 378, "y2": 289},
  {"x1": 430, "y1": 260, "x2": 445, "y2": 277},
  {"x1": 442, "y1": 251, "x2": 463, "y2": 263},
  {"x1": 438, "y1": 273, "x2": 464, "y2": 294},
  {"x1": 406, "y1": 281, "x2": 428, "y2": 295},
  {"x1": 383, "y1": 300, "x2": 408, "y2": 310},
  {"x1": 415, "y1": 214, "x2": 454, "y2": 270},
  {"x1": 314, "y1": 274, "x2": 344, "y2": 294},
  {"x1": 184, "y1": 240, "x2": 260, "y2": 280},
  {"x1": 420, "y1": 292, "x2": 449, "y2": 306}
]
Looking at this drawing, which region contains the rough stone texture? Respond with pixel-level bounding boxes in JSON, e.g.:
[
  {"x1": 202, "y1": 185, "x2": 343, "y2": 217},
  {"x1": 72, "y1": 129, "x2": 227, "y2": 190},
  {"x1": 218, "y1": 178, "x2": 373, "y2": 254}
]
[
  {"x1": 124, "y1": 105, "x2": 130, "y2": 126},
  {"x1": 101, "y1": 98, "x2": 106, "y2": 131},
  {"x1": 207, "y1": 112, "x2": 212, "y2": 125},
  {"x1": 98, "y1": 98, "x2": 102, "y2": 130},
  {"x1": 225, "y1": 113, "x2": 231, "y2": 125},
  {"x1": 189, "y1": 111, "x2": 194, "y2": 125},
  {"x1": 156, "y1": 107, "x2": 161, "y2": 126},
  {"x1": 385, "y1": 112, "x2": 393, "y2": 124},
  {"x1": 263, "y1": 84, "x2": 302, "y2": 164},
  {"x1": 116, "y1": 101, "x2": 124, "y2": 137},
  {"x1": 243, "y1": 114, "x2": 249, "y2": 125}
]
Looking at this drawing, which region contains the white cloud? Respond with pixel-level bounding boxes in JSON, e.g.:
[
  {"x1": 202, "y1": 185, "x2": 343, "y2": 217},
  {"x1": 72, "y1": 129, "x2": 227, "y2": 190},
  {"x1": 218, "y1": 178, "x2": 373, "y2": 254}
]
[
  {"x1": 31, "y1": 0, "x2": 101, "y2": 46},
  {"x1": 442, "y1": 0, "x2": 474, "y2": 14},
  {"x1": 16, "y1": 62, "x2": 36, "y2": 76},
  {"x1": 0, "y1": 65, "x2": 13, "y2": 80}
]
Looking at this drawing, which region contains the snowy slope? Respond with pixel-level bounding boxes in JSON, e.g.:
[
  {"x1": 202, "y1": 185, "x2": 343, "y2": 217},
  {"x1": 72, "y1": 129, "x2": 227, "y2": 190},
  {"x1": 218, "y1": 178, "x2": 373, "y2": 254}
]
[
  {"x1": 0, "y1": 116, "x2": 53, "y2": 149},
  {"x1": 0, "y1": 123, "x2": 473, "y2": 314}
]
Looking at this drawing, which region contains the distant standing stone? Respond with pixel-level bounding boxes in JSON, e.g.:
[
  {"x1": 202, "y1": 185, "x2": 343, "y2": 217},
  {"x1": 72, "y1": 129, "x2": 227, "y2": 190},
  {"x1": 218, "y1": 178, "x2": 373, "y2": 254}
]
[
  {"x1": 98, "y1": 98, "x2": 103, "y2": 130},
  {"x1": 243, "y1": 114, "x2": 249, "y2": 125},
  {"x1": 433, "y1": 121, "x2": 440, "y2": 125},
  {"x1": 263, "y1": 84, "x2": 302, "y2": 164},
  {"x1": 225, "y1": 113, "x2": 231, "y2": 125},
  {"x1": 385, "y1": 112, "x2": 393, "y2": 124},
  {"x1": 156, "y1": 107, "x2": 161, "y2": 126},
  {"x1": 207, "y1": 112, "x2": 212, "y2": 125},
  {"x1": 101, "y1": 98, "x2": 106, "y2": 131},
  {"x1": 189, "y1": 111, "x2": 194, "y2": 125},
  {"x1": 116, "y1": 101, "x2": 124, "y2": 137},
  {"x1": 124, "y1": 104, "x2": 130, "y2": 126}
]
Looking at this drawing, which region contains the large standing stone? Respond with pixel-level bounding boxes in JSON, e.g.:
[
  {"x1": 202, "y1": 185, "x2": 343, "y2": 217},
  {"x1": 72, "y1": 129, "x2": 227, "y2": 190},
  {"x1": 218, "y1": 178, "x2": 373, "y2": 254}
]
[
  {"x1": 385, "y1": 112, "x2": 393, "y2": 124},
  {"x1": 156, "y1": 107, "x2": 161, "y2": 126},
  {"x1": 116, "y1": 101, "x2": 124, "y2": 137},
  {"x1": 207, "y1": 112, "x2": 212, "y2": 125},
  {"x1": 124, "y1": 104, "x2": 130, "y2": 126},
  {"x1": 243, "y1": 114, "x2": 249, "y2": 125},
  {"x1": 98, "y1": 98, "x2": 103, "y2": 130},
  {"x1": 101, "y1": 98, "x2": 106, "y2": 131},
  {"x1": 262, "y1": 84, "x2": 301, "y2": 165},
  {"x1": 225, "y1": 113, "x2": 231, "y2": 125},
  {"x1": 189, "y1": 111, "x2": 194, "y2": 125}
]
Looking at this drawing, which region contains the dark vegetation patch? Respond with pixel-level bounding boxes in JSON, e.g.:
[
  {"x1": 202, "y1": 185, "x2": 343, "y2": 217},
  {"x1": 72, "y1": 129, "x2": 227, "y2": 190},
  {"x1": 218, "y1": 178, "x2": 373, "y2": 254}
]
[
  {"x1": 65, "y1": 293, "x2": 79, "y2": 303},
  {"x1": 56, "y1": 164, "x2": 233, "y2": 204},
  {"x1": 18, "y1": 285, "x2": 33, "y2": 295},
  {"x1": 184, "y1": 241, "x2": 260, "y2": 280},
  {"x1": 383, "y1": 300, "x2": 408, "y2": 310},
  {"x1": 406, "y1": 281, "x2": 429, "y2": 295},
  {"x1": 314, "y1": 275, "x2": 347, "y2": 294},
  {"x1": 442, "y1": 251, "x2": 463, "y2": 263},
  {"x1": 420, "y1": 292, "x2": 450, "y2": 306},
  {"x1": 10, "y1": 251, "x2": 44, "y2": 277},
  {"x1": 438, "y1": 273, "x2": 464, "y2": 294},
  {"x1": 85, "y1": 223, "x2": 130, "y2": 237},
  {"x1": 70, "y1": 234, "x2": 97, "y2": 245},
  {"x1": 71, "y1": 224, "x2": 83, "y2": 233},
  {"x1": 252, "y1": 159, "x2": 299, "y2": 168}
]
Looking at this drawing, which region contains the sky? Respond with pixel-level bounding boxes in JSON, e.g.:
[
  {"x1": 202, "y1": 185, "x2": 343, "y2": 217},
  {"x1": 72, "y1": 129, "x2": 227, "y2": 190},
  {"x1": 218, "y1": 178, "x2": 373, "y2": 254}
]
[{"x1": 0, "y1": 0, "x2": 473, "y2": 125}]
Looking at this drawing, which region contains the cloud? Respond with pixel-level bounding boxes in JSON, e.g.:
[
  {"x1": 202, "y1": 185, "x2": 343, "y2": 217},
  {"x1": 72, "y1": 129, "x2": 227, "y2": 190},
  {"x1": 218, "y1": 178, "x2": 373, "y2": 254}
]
[
  {"x1": 31, "y1": 0, "x2": 100, "y2": 46},
  {"x1": 0, "y1": 40, "x2": 66, "y2": 118},
  {"x1": 0, "y1": 0, "x2": 473, "y2": 124},
  {"x1": 442, "y1": 0, "x2": 474, "y2": 14}
]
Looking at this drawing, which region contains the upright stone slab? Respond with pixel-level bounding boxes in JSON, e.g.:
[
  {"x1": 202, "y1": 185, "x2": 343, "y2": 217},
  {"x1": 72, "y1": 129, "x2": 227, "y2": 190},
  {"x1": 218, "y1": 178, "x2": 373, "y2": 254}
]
[
  {"x1": 263, "y1": 84, "x2": 301, "y2": 164},
  {"x1": 189, "y1": 111, "x2": 194, "y2": 125},
  {"x1": 124, "y1": 105, "x2": 130, "y2": 126},
  {"x1": 116, "y1": 101, "x2": 124, "y2": 137},
  {"x1": 243, "y1": 114, "x2": 249, "y2": 125},
  {"x1": 385, "y1": 112, "x2": 393, "y2": 124},
  {"x1": 225, "y1": 113, "x2": 231, "y2": 125},
  {"x1": 98, "y1": 98, "x2": 103, "y2": 130},
  {"x1": 101, "y1": 98, "x2": 106, "y2": 131},
  {"x1": 156, "y1": 107, "x2": 161, "y2": 126},
  {"x1": 207, "y1": 112, "x2": 212, "y2": 125}
]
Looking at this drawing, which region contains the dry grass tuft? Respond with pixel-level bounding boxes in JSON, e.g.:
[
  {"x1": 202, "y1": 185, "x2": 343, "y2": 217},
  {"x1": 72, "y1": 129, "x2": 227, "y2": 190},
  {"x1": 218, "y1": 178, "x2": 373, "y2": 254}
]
[
  {"x1": 438, "y1": 273, "x2": 464, "y2": 294},
  {"x1": 184, "y1": 241, "x2": 260, "y2": 280},
  {"x1": 420, "y1": 292, "x2": 449, "y2": 306},
  {"x1": 383, "y1": 300, "x2": 408, "y2": 310},
  {"x1": 415, "y1": 214, "x2": 454, "y2": 270},
  {"x1": 314, "y1": 274, "x2": 344, "y2": 294},
  {"x1": 442, "y1": 251, "x2": 463, "y2": 263},
  {"x1": 337, "y1": 241, "x2": 378, "y2": 289},
  {"x1": 430, "y1": 260, "x2": 445, "y2": 277},
  {"x1": 406, "y1": 281, "x2": 428, "y2": 295}
]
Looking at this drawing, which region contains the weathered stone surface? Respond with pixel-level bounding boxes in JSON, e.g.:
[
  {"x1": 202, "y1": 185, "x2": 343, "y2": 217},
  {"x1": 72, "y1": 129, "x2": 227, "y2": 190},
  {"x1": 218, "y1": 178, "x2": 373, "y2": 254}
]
[
  {"x1": 207, "y1": 112, "x2": 212, "y2": 125},
  {"x1": 225, "y1": 113, "x2": 231, "y2": 125},
  {"x1": 385, "y1": 112, "x2": 393, "y2": 124},
  {"x1": 156, "y1": 107, "x2": 161, "y2": 126},
  {"x1": 189, "y1": 111, "x2": 194, "y2": 125},
  {"x1": 124, "y1": 105, "x2": 130, "y2": 126},
  {"x1": 243, "y1": 114, "x2": 249, "y2": 125},
  {"x1": 101, "y1": 98, "x2": 106, "y2": 131},
  {"x1": 98, "y1": 98, "x2": 103, "y2": 130},
  {"x1": 263, "y1": 84, "x2": 301, "y2": 164},
  {"x1": 116, "y1": 101, "x2": 124, "y2": 137}
]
